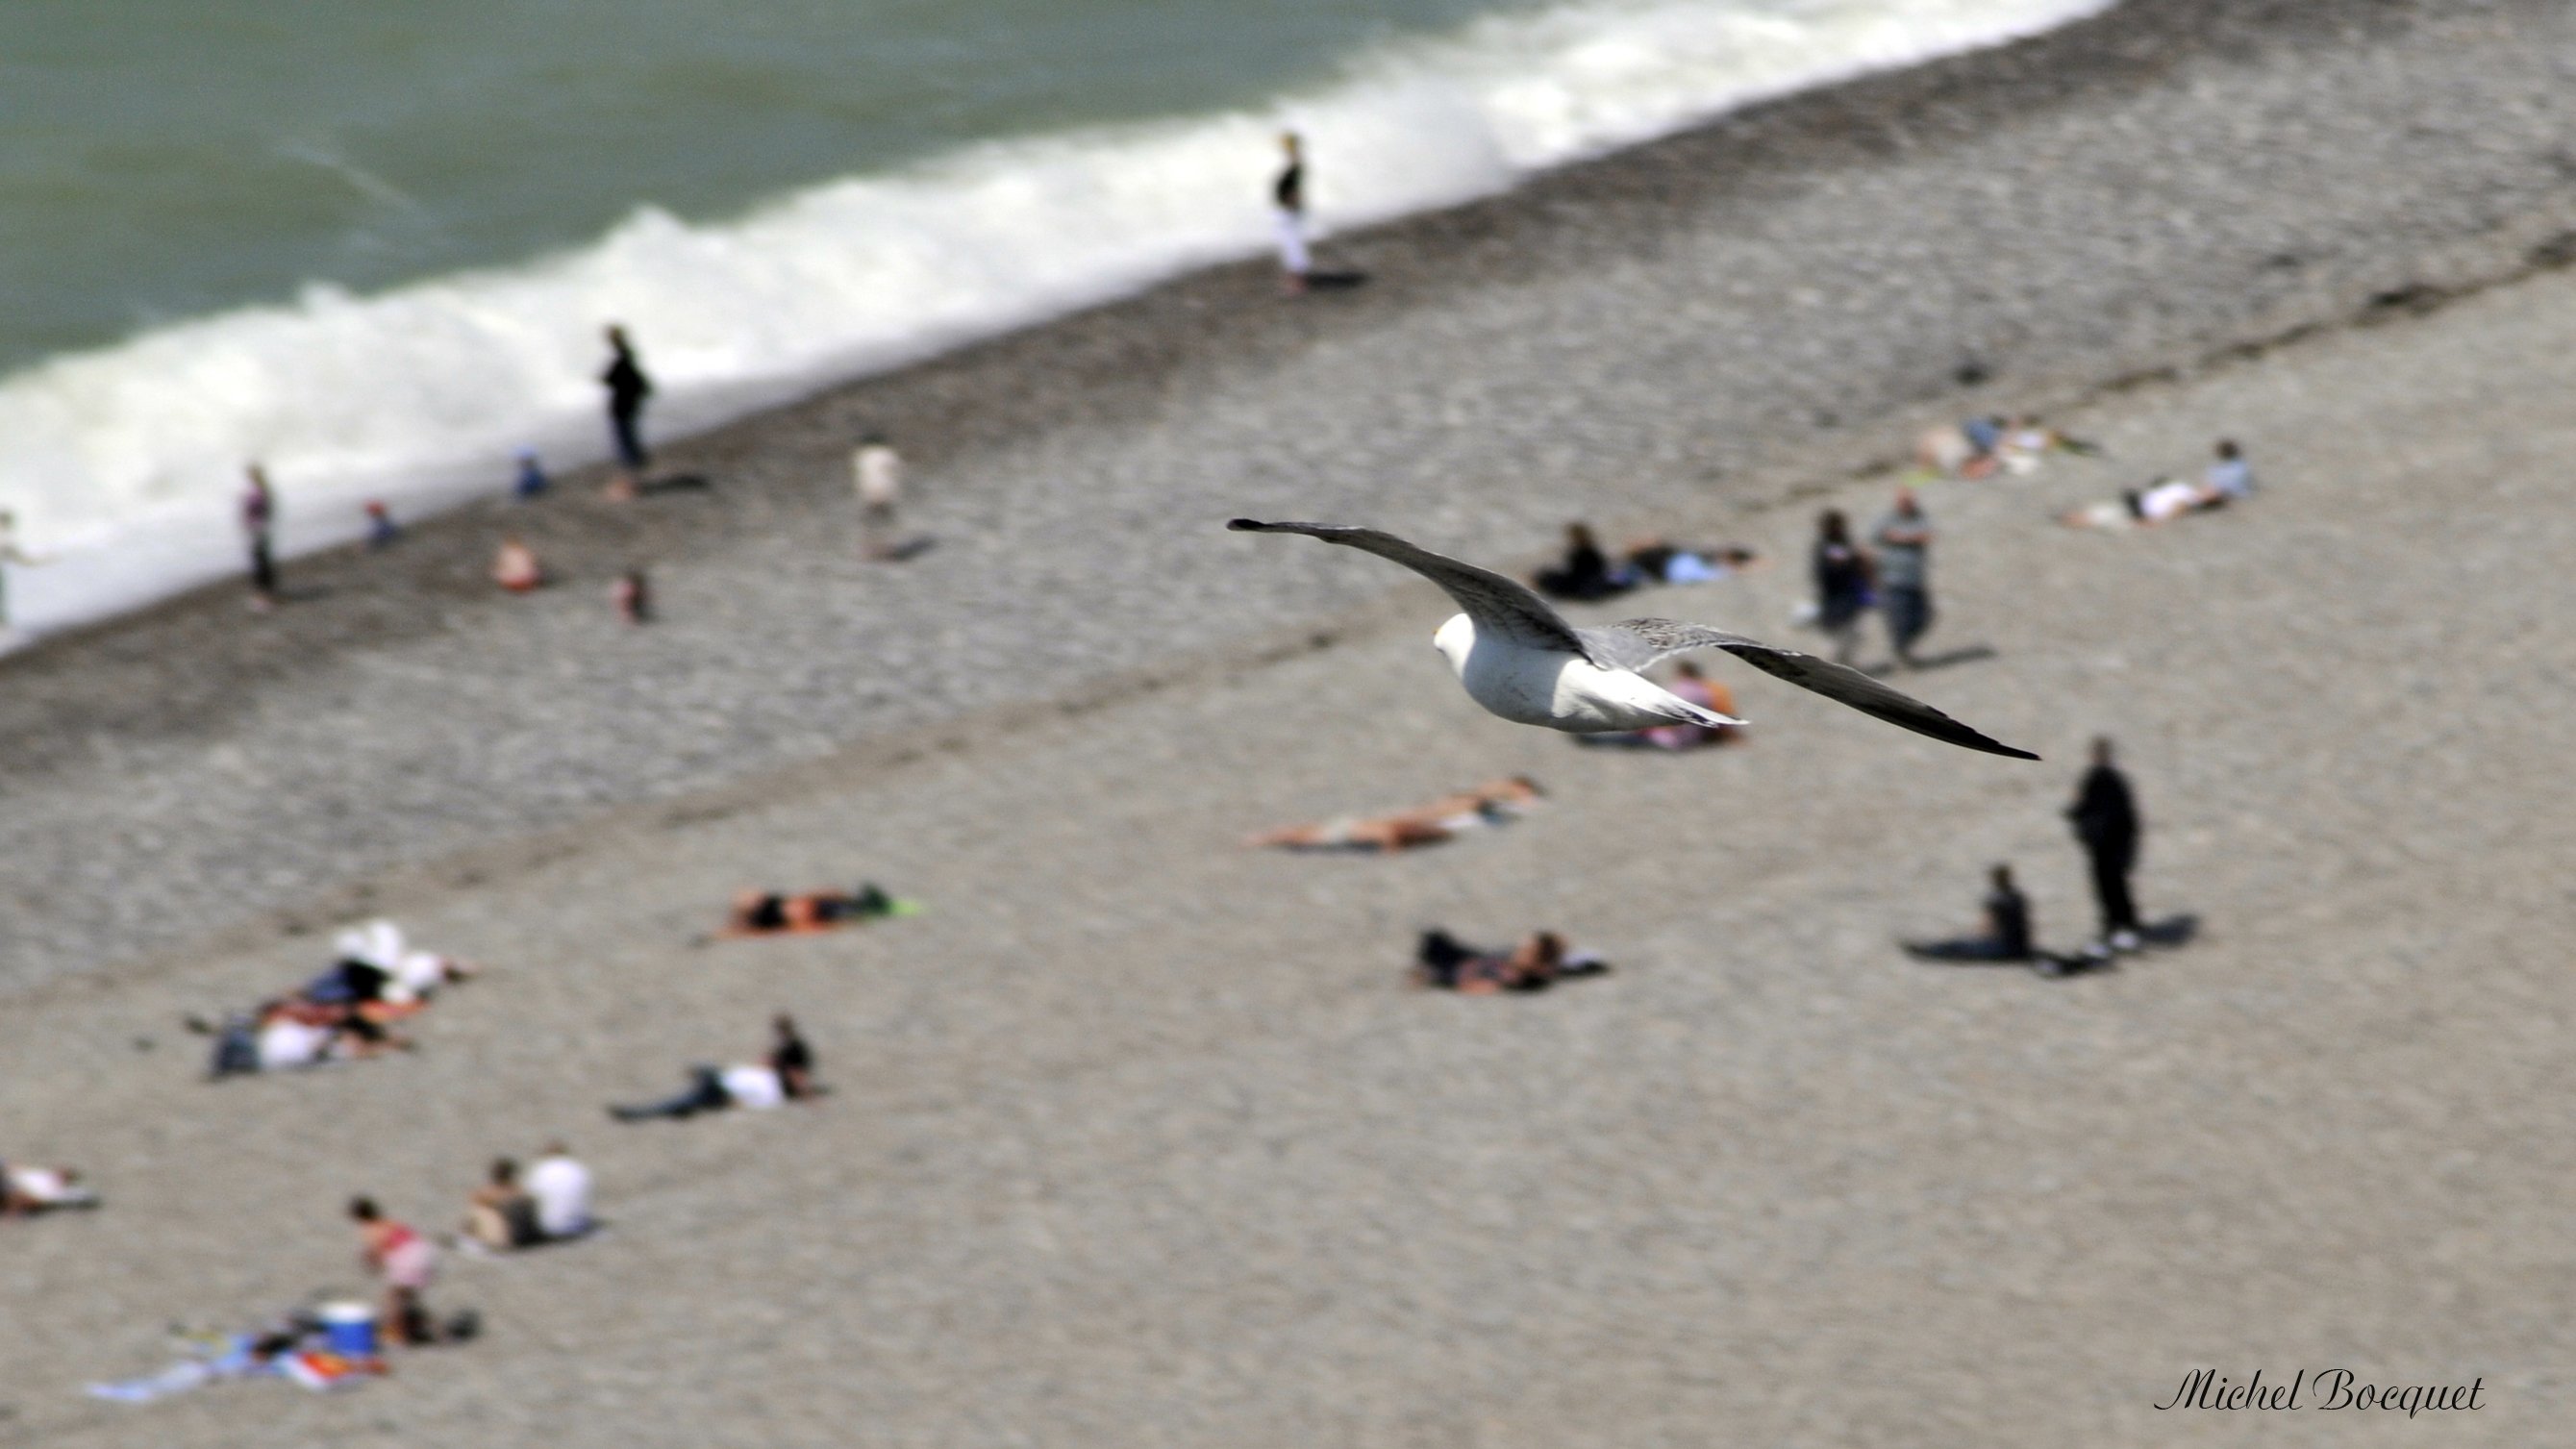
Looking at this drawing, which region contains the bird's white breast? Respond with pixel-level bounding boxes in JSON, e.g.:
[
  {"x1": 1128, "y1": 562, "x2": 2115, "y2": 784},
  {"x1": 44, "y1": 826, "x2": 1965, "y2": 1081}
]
[{"x1": 1437, "y1": 614, "x2": 1682, "y2": 732}]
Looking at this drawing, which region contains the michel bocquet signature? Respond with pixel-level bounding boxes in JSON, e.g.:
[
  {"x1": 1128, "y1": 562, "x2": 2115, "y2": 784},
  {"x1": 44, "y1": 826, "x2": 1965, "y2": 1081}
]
[{"x1": 2156, "y1": 1369, "x2": 2485, "y2": 1418}]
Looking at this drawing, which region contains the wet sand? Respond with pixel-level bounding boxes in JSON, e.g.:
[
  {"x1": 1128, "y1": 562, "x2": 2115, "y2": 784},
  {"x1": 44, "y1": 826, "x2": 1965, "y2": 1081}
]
[{"x1": 5, "y1": 0, "x2": 2574, "y2": 1443}]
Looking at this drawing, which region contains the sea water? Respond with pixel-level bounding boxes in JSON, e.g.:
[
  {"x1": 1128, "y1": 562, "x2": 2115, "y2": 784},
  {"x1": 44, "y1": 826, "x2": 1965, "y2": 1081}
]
[{"x1": 0, "y1": 0, "x2": 2111, "y2": 637}]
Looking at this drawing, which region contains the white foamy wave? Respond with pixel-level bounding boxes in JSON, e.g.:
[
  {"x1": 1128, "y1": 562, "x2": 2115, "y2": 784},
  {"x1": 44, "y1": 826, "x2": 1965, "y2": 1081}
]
[{"x1": 0, "y1": 0, "x2": 2109, "y2": 637}]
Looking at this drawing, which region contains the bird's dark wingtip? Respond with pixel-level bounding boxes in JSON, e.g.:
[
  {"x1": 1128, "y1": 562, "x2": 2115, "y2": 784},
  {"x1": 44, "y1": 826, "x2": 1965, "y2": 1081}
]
[
  {"x1": 2002, "y1": 745, "x2": 2043, "y2": 762},
  {"x1": 1226, "y1": 517, "x2": 1267, "y2": 532}
]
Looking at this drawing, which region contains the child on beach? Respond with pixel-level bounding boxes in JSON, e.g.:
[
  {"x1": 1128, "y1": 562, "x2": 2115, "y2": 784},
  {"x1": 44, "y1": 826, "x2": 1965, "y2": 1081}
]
[{"x1": 350, "y1": 1197, "x2": 440, "y2": 1345}]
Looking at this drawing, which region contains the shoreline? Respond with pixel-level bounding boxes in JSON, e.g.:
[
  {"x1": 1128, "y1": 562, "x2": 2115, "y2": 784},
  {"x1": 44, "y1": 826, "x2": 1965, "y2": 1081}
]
[{"x1": 12, "y1": 0, "x2": 2576, "y2": 990}]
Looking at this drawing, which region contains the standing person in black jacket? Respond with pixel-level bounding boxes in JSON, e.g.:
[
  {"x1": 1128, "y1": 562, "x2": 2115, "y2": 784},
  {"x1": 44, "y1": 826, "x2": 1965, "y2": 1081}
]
[
  {"x1": 1272, "y1": 132, "x2": 1309, "y2": 294},
  {"x1": 2066, "y1": 736, "x2": 2142, "y2": 953},
  {"x1": 600, "y1": 324, "x2": 653, "y2": 499}
]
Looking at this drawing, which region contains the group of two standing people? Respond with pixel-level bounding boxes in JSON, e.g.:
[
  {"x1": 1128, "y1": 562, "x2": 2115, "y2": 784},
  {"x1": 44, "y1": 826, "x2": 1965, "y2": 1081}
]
[{"x1": 1811, "y1": 487, "x2": 1938, "y2": 668}]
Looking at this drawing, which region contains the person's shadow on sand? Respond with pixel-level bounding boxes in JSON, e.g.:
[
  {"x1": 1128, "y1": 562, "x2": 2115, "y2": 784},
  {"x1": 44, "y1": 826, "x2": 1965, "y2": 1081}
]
[
  {"x1": 1863, "y1": 643, "x2": 1997, "y2": 677},
  {"x1": 1905, "y1": 913, "x2": 2198, "y2": 979}
]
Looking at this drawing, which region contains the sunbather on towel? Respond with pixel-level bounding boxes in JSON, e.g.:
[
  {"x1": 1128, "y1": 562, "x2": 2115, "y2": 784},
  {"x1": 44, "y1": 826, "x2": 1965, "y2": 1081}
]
[
  {"x1": 1251, "y1": 777, "x2": 1543, "y2": 853},
  {"x1": 1413, "y1": 929, "x2": 1610, "y2": 994},
  {"x1": 722, "y1": 883, "x2": 909, "y2": 936}
]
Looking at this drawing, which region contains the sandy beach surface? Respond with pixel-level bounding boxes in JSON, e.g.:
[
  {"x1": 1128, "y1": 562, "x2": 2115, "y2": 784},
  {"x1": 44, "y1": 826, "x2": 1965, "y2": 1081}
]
[{"x1": 6, "y1": 0, "x2": 2575, "y2": 1442}]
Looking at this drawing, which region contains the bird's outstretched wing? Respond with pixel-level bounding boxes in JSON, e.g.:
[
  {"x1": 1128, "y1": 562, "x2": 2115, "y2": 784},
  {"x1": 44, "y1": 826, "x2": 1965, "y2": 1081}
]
[
  {"x1": 1228, "y1": 519, "x2": 1588, "y2": 656},
  {"x1": 1583, "y1": 618, "x2": 2041, "y2": 760}
]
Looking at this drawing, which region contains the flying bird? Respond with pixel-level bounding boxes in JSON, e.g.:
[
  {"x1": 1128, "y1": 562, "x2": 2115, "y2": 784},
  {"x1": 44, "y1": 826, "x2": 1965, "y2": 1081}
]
[{"x1": 1229, "y1": 519, "x2": 2037, "y2": 760}]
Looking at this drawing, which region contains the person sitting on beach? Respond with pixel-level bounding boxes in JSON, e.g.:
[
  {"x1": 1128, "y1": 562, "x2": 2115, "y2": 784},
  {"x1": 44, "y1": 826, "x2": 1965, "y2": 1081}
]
[
  {"x1": 512, "y1": 447, "x2": 550, "y2": 500},
  {"x1": 364, "y1": 501, "x2": 399, "y2": 550},
  {"x1": 1621, "y1": 537, "x2": 1758, "y2": 586},
  {"x1": 1903, "y1": 864, "x2": 2036, "y2": 963},
  {"x1": 1533, "y1": 523, "x2": 1634, "y2": 602},
  {"x1": 1250, "y1": 777, "x2": 1543, "y2": 853},
  {"x1": 1413, "y1": 929, "x2": 1610, "y2": 994},
  {"x1": 721, "y1": 882, "x2": 906, "y2": 936},
  {"x1": 350, "y1": 1196, "x2": 441, "y2": 1346},
  {"x1": 2204, "y1": 437, "x2": 2254, "y2": 501},
  {"x1": 612, "y1": 1014, "x2": 819, "y2": 1120},
  {"x1": 461, "y1": 1159, "x2": 543, "y2": 1251},
  {"x1": 3, "y1": 1161, "x2": 100, "y2": 1217},
  {"x1": 526, "y1": 1142, "x2": 594, "y2": 1241},
  {"x1": 491, "y1": 537, "x2": 544, "y2": 592},
  {"x1": 1577, "y1": 662, "x2": 1738, "y2": 750}
]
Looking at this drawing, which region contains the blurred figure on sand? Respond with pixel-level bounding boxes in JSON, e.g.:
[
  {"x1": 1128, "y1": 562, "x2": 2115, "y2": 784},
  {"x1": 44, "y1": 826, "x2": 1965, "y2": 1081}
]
[
  {"x1": 1810, "y1": 508, "x2": 1873, "y2": 665},
  {"x1": 1273, "y1": 132, "x2": 1309, "y2": 294},
  {"x1": 600, "y1": 324, "x2": 653, "y2": 499},
  {"x1": 513, "y1": 446, "x2": 550, "y2": 501},
  {"x1": 2067, "y1": 737, "x2": 2143, "y2": 954},
  {"x1": 240, "y1": 465, "x2": 279, "y2": 611},
  {"x1": 1869, "y1": 487, "x2": 1934, "y2": 667},
  {"x1": 852, "y1": 434, "x2": 903, "y2": 560},
  {"x1": 364, "y1": 500, "x2": 398, "y2": 550},
  {"x1": 491, "y1": 537, "x2": 544, "y2": 593},
  {"x1": 613, "y1": 568, "x2": 651, "y2": 624}
]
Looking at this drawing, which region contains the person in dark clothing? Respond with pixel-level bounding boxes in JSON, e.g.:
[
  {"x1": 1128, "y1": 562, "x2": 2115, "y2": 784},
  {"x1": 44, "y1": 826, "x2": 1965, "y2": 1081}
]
[
  {"x1": 611, "y1": 1065, "x2": 734, "y2": 1121},
  {"x1": 1811, "y1": 509, "x2": 1873, "y2": 664},
  {"x1": 600, "y1": 325, "x2": 653, "y2": 496},
  {"x1": 768, "y1": 1013, "x2": 815, "y2": 1099},
  {"x1": 1904, "y1": 864, "x2": 2034, "y2": 962},
  {"x1": 2067, "y1": 736, "x2": 2142, "y2": 951},
  {"x1": 240, "y1": 464, "x2": 279, "y2": 610},
  {"x1": 1533, "y1": 523, "x2": 1633, "y2": 602},
  {"x1": 1272, "y1": 132, "x2": 1309, "y2": 293}
]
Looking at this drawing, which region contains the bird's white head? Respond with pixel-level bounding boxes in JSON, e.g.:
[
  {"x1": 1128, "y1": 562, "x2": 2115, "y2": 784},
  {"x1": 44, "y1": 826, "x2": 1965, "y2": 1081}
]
[{"x1": 1431, "y1": 612, "x2": 1476, "y2": 677}]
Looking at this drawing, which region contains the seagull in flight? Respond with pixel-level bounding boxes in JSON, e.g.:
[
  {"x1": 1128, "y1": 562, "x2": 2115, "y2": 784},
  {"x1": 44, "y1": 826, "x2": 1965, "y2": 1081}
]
[{"x1": 1229, "y1": 519, "x2": 2038, "y2": 760}]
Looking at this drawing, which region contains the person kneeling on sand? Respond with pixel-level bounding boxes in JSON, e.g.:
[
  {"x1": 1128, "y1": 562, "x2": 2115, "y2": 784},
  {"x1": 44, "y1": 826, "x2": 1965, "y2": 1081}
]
[
  {"x1": 1250, "y1": 777, "x2": 1543, "y2": 853},
  {"x1": 492, "y1": 536, "x2": 544, "y2": 592},
  {"x1": 612, "y1": 1014, "x2": 819, "y2": 1120},
  {"x1": 461, "y1": 1159, "x2": 543, "y2": 1251},
  {"x1": 1413, "y1": 929, "x2": 1610, "y2": 994}
]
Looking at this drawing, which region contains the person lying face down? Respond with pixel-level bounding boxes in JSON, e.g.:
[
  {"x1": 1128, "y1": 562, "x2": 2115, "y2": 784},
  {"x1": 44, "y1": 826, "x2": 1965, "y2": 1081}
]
[
  {"x1": 1250, "y1": 777, "x2": 1543, "y2": 853},
  {"x1": 722, "y1": 883, "x2": 901, "y2": 935},
  {"x1": 1413, "y1": 929, "x2": 1611, "y2": 994}
]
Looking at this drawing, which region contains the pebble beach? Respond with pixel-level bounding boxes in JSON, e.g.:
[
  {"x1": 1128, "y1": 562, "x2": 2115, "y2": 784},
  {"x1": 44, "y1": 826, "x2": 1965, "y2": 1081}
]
[{"x1": 6, "y1": 0, "x2": 2575, "y2": 1442}]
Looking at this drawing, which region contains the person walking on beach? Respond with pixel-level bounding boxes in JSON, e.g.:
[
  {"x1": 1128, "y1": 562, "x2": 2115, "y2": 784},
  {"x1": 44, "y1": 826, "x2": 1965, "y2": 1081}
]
[
  {"x1": 2066, "y1": 736, "x2": 2143, "y2": 953},
  {"x1": 240, "y1": 464, "x2": 279, "y2": 611},
  {"x1": 349, "y1": 1195, "x2": 439, "y2": 1344},
  {"x1": 1811, "y1": 509, "x2": 1873, "y2": 664},
  {"x1": 601, "y1": 324, "x2": 653, "y2": 499},
  {"x1": 1870, "y1": 487, "x2": 1934, "y2": 667},
  {"x1": 1272, "y1": 132, "x2": 1310, "y2": 295},
  {"x1": 852, "y1": 433, "x2": 903, "y2": 560}
]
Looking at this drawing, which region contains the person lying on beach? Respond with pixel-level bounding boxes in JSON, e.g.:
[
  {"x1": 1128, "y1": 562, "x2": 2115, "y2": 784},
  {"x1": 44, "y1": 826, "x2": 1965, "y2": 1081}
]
[
  {"x1": 491, "y1": 537, "x2": 544, "y2": 592},
  {"x1": 4, "y1": 1161, "x2": 100, "y2": 1217},
  {"x1": 612, "y1": 1014, "x2": 820, "y2": 1120},
  {"x1": 1620, "y1": 537, "x2": 1759, "y2": 586},
  {"x1": 1575, "y1": 662, "x2": 1740, "y2": 751},
  {"x1": 2059, "y1": 475, "x2": 2229, "y2": 530},
  {"x1": 1412, "y1": 929, "x2": 1610, "y2": 994},
  {"x1": 249, "y1": 995, "x2": 412, "y2": 1071},
  {"x1": 1250, "y1": 777, "x2": 1543, "y2": 853},
  {"x1": 1532, "y1": 523, "x2": 1635, "y2": 602},
  {"x1": 460, "y1": 1159, "x2": 544, "y2": 1251},
  {"x1": 1998, "y1": 414, "x2": 2103, "y2": 472},
  {"x1": 720, "y1": 882, "x2": 912, "y2": 936}
]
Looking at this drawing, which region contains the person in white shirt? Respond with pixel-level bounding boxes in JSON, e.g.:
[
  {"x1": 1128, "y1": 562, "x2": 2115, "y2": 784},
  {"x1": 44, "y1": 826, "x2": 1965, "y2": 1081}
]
[
  {"x1": 525, "y1": 1142, "x2": 594, "y2": 1240},
  {"x1": 852, "y1": 434, "x2": 903, "y2": 560}
]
